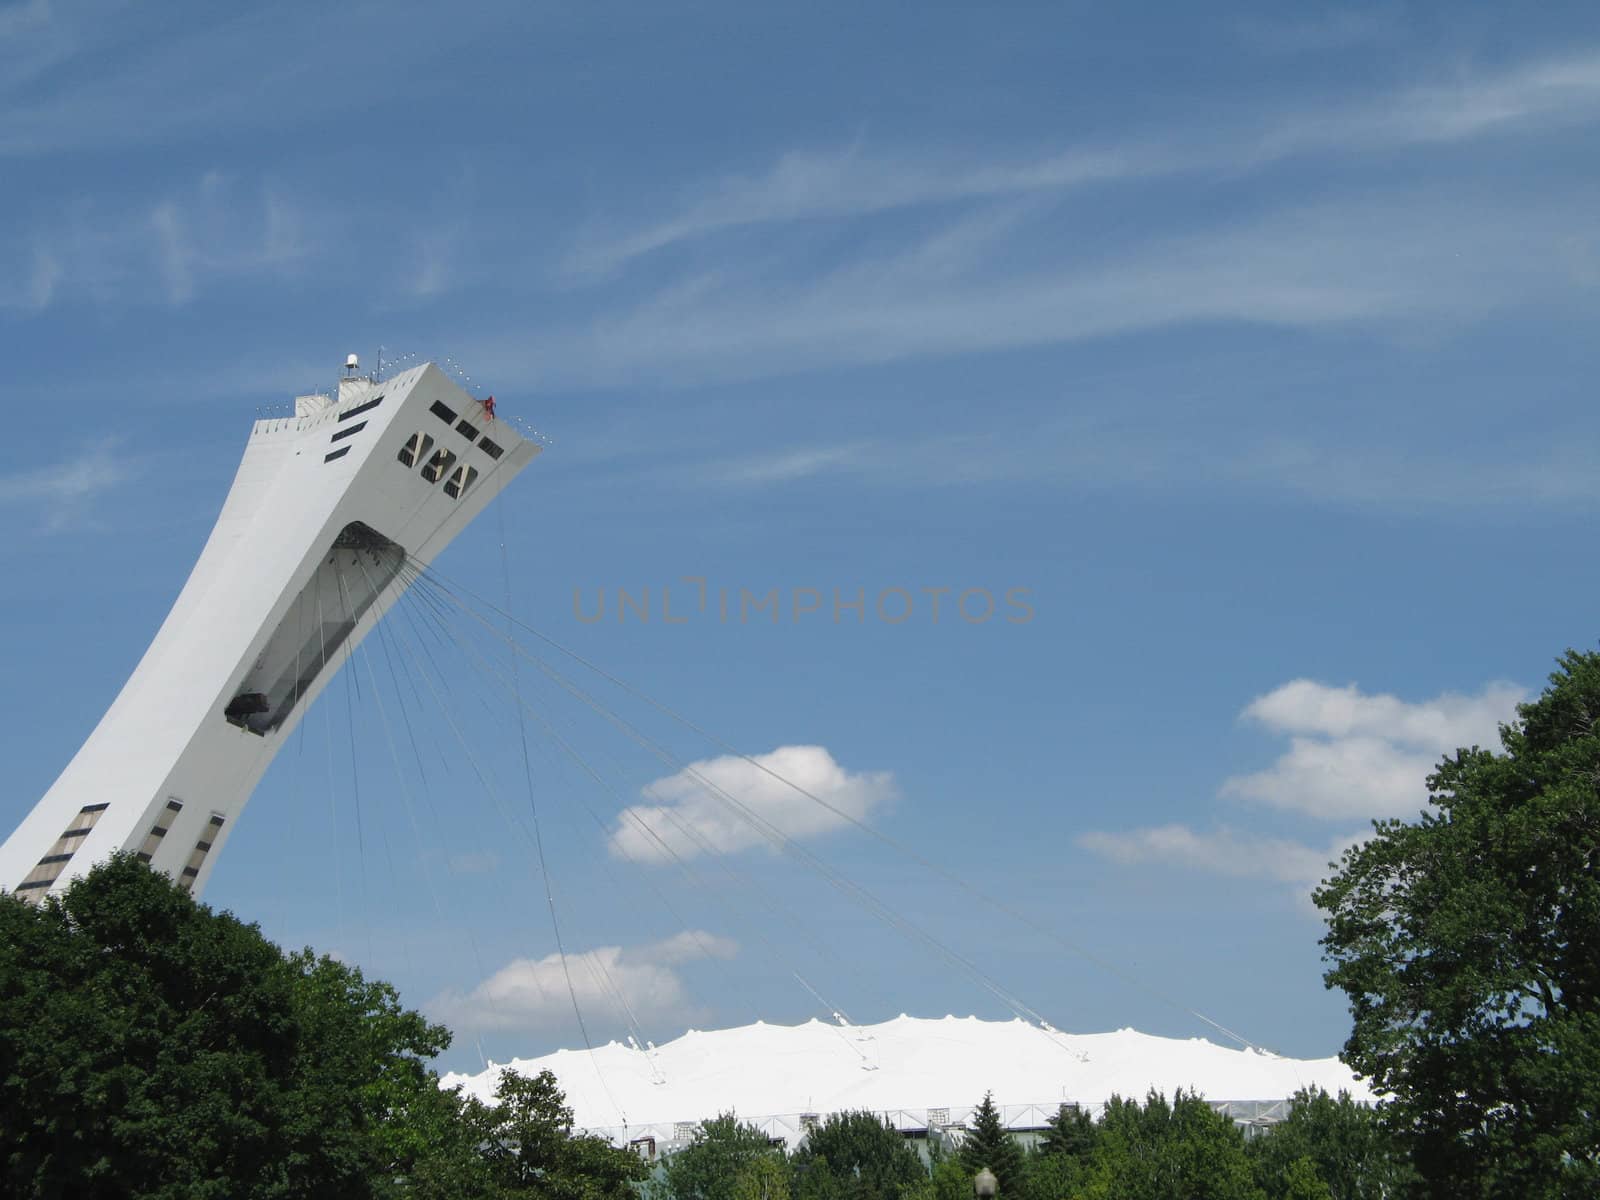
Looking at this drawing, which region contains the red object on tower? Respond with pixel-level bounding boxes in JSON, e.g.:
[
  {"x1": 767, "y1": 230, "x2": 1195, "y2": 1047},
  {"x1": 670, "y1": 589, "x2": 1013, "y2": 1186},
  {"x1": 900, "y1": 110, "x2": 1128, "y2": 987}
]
[{"x1": 483, "y1": 395, "x2": 497, "y2": 421}]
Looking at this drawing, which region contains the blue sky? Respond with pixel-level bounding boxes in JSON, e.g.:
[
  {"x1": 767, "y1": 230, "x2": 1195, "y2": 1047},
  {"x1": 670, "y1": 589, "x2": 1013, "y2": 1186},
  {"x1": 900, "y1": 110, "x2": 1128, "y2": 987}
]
[{"x1": 4, "y1": 0, "x2": 1600, "y2": 1078}]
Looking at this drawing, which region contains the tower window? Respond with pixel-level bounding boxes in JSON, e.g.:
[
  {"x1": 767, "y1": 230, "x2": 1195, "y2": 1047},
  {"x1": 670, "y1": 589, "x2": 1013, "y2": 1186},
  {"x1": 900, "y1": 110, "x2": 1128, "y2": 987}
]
[
  {"x1": 324, "y1": 447, "x2": 350, "y2": 463},
  {"x1": 16, "y1": 803, "x2": 110, "y2": 902},
  {"x1": 429, "y1": 400, "x2": 457, "y2": 424},
  {"x1": 421, "y1": 448, "x2": 457, "y2": 484},
  {"x1": 443, "y1": 464, "x2": 479, "y2": 500},
  {"x1": 135, "y1": 798, "x2": 184, "y2": 863},
  {"x1": 330, "y1": 421, "x2": 367, "y2": 443},
  {"x1": 339, "y1": 394, "x2": 384, "y2": 421},
  {"x1": 455, "y1": 419, "x2": 480, "y2": 442},
  {"x1": 479, "y1": 438, "x2": 504, "y2": 460},
  {"x1": 178, "y1": 815, "x2": 226, "y2": 892},
  {"x1": 398, "y1": 432, "x2": 433, "y2": 469}
]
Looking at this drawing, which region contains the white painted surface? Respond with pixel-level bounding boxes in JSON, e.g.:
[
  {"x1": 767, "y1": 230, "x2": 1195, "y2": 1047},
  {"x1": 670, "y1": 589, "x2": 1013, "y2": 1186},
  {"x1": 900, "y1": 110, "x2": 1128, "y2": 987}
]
[
  {"x1": 440, "y1": 1014, "x2": 1371, "y2": 1144},
  {"x1": 0, "y1": 363, "x2": 538, "y2": 900}
]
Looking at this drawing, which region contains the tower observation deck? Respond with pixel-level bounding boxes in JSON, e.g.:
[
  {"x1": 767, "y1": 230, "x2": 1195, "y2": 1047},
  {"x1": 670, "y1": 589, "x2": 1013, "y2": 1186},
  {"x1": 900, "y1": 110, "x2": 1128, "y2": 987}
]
[{"x1": 0, "y1": 359, "x2": 540, "y2": 902}]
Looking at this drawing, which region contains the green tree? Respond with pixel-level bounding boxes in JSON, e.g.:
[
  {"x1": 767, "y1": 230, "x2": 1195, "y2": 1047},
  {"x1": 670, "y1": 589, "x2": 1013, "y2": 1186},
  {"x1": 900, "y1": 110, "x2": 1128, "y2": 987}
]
[
  {"x1": 0, "y1": 854, "x2": 456, "y2": 1198},
  {"x1": 1036, "y1": 1104, "x2": 1095, "y2": 1162},
  {"x1": 732, "y1": 1153, "x2": 793, "y2": 1200},
  {"x1": 904, "y1": 1155, "x2": 973, "y2": 1200},
  {"x1": 0, "y1": 855, "x2": 646, "y2": 1200},
  {"x1": 791, "y1": 1110, "x2": 924, "y2": 1200},
  {"x1": 1246, "y1": 1088, "x2": 1406, "y2": 1200},
  {"x1": 958, "y1": 1094, "x2": 1024, "y2": 1197},
  {"x1": 1017, "y1": 1105, "x2": 1096, "y2": 1200},
  {"x1": 659, "y1": 1114, "x2": 787, "y2": 1200},
  {"x1": 1280, "y1": 1157, "x2": 1334, "y2": 1200},
  {"x1": 1016, "y1": 1150, "x2": 1088, "y2": 1200},
  {"x1": 1315, "y1": 650, "x2": 1600, "y2": 1199},
  {"x1": 484, "y1": 1068, "x2": 648, "y2": 1200},
  {"x1": 1077, "y1": 1091, "x2": 1261, "y2": 1200}
]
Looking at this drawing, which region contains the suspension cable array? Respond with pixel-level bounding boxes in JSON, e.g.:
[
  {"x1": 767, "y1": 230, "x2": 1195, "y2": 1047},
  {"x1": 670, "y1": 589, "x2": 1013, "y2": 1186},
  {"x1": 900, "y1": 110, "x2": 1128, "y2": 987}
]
[{"x1": 272, "y1": 536, "x2": 1271, "y2": 1124}]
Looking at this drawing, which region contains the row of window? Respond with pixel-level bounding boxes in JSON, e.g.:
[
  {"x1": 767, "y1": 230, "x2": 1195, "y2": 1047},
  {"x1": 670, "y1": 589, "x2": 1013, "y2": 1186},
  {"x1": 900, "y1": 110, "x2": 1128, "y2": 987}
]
[
  {"x1": 135, "y1": 798, "x2": 184, "y2": 862},
  {"x1": 10, "y1": 799, "x2": 228, "y2": 901},
  {"x1": 322, "y1": 392, "x2": 385, "y2": 462},
  {"x1": 398, "y1": 425, "x2": 482, "y2": 498},
  {"x1": 323, "y1": 392, "x2": 502, "y2": 475},
  {"x1": 179, "y1": 815, "x2": 227, "y2": 891},
  {"x1": 15, "y1": 803, "x2": 109, "y2": 901},
  {"x1": 428, "y1": 399, "x2": 505, "y2": 460}
]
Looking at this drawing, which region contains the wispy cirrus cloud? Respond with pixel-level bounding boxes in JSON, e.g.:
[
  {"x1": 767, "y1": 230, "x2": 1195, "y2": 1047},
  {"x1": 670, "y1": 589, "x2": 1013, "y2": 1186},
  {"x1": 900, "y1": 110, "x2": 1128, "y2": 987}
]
[
  {"x1": 4, "y1": 172, "x2": 310, "y2": 311},
  {"x1": 564, "y1": 140, "x2": 1164, "y2": 278},
  {"x1": 0, "y1": 3, "x2": 518, "y2": 158},
  {"x1": 0, "y1": 438, "x2": 141, "y2": 530},
  {"x1": 568, "y1": 48, "x2": 1600, "y2": 276},
  {"x1": 680, "y1": 424, "x2": 1600, "y2": 516},
  {"x1": 0, "y1": 0, "x2": 52, "y2": 40},
  {"x1": 522, "y1": 183, "x2": 1596, "y2": 393},
  {"x1": 1233, "y1": 10, "x2": 1399, "y2": 55},
  {"x1": 1077, "y1": 825, "x2": 1362, "y2": 887}
]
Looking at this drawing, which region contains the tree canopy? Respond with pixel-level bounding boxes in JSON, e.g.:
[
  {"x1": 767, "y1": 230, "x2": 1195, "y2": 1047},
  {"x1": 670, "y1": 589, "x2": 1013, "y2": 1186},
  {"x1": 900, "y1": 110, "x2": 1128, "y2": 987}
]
[
  {"x1": 1075, "y1": 1090, "x2": 1259, "y2": 1200},
  {"x1": 790, "y1": 1110, "x2": 924, "y2": 1200},
  {"x1": 957, "y1": 1093, "x2": 1023, "y2": 1197},
  {"x1": 1245, "y1": 1087, "x2": 1407, "y2": 1200},
  {"x1": 656, "y1": 1114, "x2": 786, "y2": 1200},
  {"x1": 1315, "y1": 649, "x2": 1600, "y2": 1198},
  {"x1": 0, "y1": 855, "x2": 645, "y2": 1199}
]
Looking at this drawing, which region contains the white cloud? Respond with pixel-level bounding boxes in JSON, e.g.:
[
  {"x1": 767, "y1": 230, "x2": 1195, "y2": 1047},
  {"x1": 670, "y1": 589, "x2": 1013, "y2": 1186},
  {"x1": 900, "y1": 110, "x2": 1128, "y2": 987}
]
[
  {"x1": 1078, "y1": 677, "x2": 1527, "y2": 892},
  {"x1": 1223, "y1": 679, "x2": 1524, "y2": 818},
  {"x1": 608, "y1": 745, "x2": 897, "y2": 863},
  {"x1": 1077, "y1": 825, "x2": 1361, "y2": 886},
  {"x1": 427, "y1": 930, "x2": 738, "y2": 1035}
]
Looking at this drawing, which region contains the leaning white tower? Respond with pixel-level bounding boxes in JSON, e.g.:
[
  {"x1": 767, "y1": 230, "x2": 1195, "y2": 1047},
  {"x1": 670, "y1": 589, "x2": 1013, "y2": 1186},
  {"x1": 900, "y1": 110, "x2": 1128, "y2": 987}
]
[{"x1": 0, "y1": 357, "x2": 539, "y2": 902}]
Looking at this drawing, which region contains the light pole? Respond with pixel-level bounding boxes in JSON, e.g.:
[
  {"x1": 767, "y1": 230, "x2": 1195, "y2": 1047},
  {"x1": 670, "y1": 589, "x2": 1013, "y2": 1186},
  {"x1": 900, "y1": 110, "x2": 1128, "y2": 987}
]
[{"x1": 973, "y1": 1167, "x2": 998, "y2": 1200}]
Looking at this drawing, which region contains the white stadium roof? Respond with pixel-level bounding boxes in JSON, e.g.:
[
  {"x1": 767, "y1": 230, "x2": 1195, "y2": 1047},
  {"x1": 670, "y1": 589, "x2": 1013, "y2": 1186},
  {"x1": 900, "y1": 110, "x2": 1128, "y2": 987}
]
[{"x1": 441, "y1": 1015, "x2": 1371, "y2": 1147}]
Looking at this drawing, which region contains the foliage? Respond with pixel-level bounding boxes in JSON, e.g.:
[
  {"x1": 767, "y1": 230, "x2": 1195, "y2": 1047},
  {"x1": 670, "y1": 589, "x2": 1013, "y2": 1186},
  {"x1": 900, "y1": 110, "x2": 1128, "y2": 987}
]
[
  {"x1": 1035, "y1": 1105, "x2": 1095, "y2": 1162},
  {"x1": 658, "y1": 1114, "x2": 787, "y2": 1200},
  {"x1": 1015, "y1": 1150, "x2": 1089, "y2": 1200},
  {"x1": 730, "y1": 1153, "x2": 792, "y2": 1200},
  {"x1": 1246, "y1": 1088, "x2": 1407, "y2": 1200},
  {"x1": 1074, "y1": 1090, "x2": 1261, "y2": 1200},
  {"x1": 957, "y1": 1093, "x2": 1024, "y2": 1196},
  {"x1": 1315, "y1": 650, "x2": 1600, "y2": 1198},
  {"x1": 0, "y1": 855, "x2": 645, "y2": 1200},
  {"x1": 905, "y1": 1155, "x2": 972, "y2": 1200},
  {"x1": 1014, "y1": 1105, "x2": 1097, "y2": 1200},
  {"x1": 1279, "y1": 1157, "x2": 1334, "y2": 1200},
  {"x1": 483, "y1": 1068, "x2": 649, "y2": 1200},
  {"x1": 791, "y1": 1110, "x2": 925, "y2": 1200}
]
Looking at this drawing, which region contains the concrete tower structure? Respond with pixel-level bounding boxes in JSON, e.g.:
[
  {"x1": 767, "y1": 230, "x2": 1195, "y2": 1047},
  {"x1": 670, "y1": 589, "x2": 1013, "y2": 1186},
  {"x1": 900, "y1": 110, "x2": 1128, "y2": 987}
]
[{"x1": 0, "y1": 360, "x2": 539, "y2": 902}]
